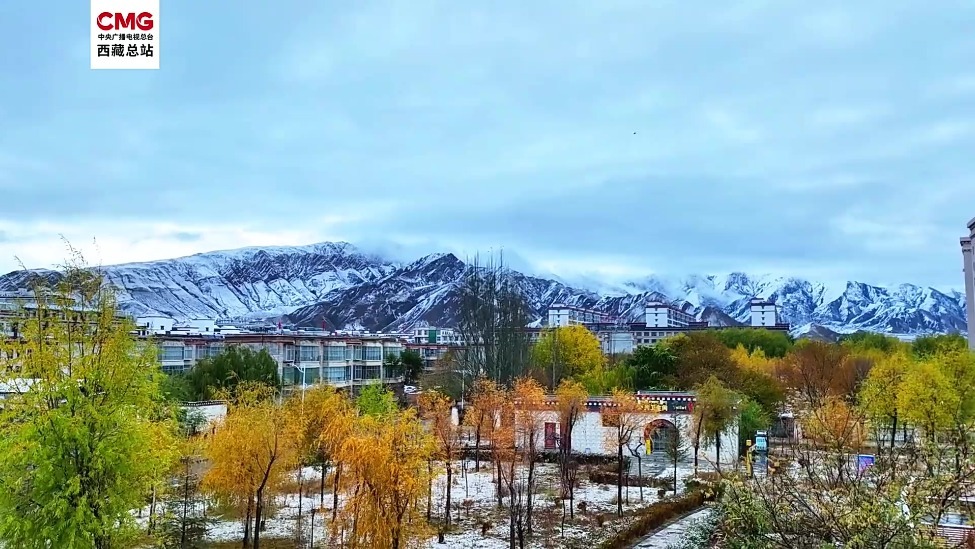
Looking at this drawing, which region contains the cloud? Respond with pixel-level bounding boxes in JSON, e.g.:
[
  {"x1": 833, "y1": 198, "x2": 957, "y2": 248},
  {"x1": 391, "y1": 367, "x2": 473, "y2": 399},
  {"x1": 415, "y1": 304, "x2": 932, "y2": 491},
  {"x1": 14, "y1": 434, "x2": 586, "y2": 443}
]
[{"x1": 0, "y1": 0, "x2": 972, "y2": 290}]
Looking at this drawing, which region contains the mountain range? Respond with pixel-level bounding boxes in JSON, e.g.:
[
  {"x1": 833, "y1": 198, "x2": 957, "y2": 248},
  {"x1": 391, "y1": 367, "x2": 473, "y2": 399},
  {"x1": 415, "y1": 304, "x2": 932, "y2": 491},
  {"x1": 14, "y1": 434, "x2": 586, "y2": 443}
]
[{"x1": 0, "y1": 242, "x2": 967, "y2": 339}]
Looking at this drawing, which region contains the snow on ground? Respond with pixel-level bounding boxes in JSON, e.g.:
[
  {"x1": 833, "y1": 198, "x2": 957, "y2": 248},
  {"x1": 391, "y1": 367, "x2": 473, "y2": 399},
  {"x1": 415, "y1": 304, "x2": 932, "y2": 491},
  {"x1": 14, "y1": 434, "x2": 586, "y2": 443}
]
[
  {"x1": 146, "y1": 459, "x2": 691, "y2": 547},
  {"x1": 422, "y1": 461, "x2": 665, "y2": 549}
]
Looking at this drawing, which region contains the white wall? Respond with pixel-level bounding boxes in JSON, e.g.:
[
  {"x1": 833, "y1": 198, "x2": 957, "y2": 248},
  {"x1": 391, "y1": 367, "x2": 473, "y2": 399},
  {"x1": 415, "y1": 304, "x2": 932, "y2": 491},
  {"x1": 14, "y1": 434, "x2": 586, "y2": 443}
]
[
  {"x1": 749, "y1": 304, "x2": 778, "y2": 327},
  {"x1": 525, "y1": 410, "x2": 739, "y2": 468},
  {"x1": 136, "y1": 315, "x2": 175, "y2": 335}
]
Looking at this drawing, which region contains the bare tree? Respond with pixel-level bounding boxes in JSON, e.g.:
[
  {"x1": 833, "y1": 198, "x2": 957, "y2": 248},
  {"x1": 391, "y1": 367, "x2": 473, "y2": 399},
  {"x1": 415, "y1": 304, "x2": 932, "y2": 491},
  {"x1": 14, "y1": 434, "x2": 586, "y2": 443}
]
[{"x1": 457, "y1": 253, "x2": 533, "y2": 387}]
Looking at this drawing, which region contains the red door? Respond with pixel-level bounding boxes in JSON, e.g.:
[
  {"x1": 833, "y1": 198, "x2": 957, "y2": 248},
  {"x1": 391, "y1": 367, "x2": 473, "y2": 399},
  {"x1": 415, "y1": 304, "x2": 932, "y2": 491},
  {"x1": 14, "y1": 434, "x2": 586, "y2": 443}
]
[{"x1": 544, "y1": 422, "x2": 557, "y2": 449}]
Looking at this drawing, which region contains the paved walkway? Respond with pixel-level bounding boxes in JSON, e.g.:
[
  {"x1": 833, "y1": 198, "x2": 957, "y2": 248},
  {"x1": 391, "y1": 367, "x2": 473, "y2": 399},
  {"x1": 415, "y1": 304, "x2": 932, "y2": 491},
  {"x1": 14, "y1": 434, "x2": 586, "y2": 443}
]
[{"x1": 631, "y1": 508, "x2": 712, "y2": 548}]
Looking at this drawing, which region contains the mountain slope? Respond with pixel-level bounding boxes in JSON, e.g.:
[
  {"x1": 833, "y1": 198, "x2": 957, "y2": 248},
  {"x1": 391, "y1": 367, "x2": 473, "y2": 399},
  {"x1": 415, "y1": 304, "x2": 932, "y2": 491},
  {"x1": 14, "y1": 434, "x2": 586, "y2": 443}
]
[{"x1": 0, "y1": 243, "x2": 967, "y2": 336}]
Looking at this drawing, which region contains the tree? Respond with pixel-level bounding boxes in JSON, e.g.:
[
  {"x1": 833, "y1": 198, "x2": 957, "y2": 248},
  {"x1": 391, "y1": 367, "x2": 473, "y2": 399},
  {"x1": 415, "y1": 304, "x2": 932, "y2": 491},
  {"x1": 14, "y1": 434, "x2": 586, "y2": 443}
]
[
  {"x1": 662, "y1": 425, "x2": 690, "y2": 493},
  {"x1": 356, "y1": 382, "x2": 398, "y2": 418},
  {"x1": 0, "y1": 257, "x2": 179, "y2": 549},
  {"x1": 385, "y1": 349, "x2": 425, "y2": 386},
  {"x1": 457, "y1": 253, "x2": 533, "y2": 386},
  {"x1": 512, "y1": 377, "x2": 546, "y2": 536},
  {"x1": 667, "y1": 332, "x2": 738, "y2": 389},
  {"x1": 531, "y1": 325, "x2": 605, "y2": 390},
  {"x1": 692, "y1": 376, "x2": 736, "y2": 472},
  {"x1": 555, "y1": 379, "x2": 588, "y2": 521},
  {"x1": 417, "y1": 390, "x2": 460, "y2": 529},
  {"x1": 202, "y1": 382, "x2": 298, "y2": 549},
  {"x1": 711, "y1": 327, "x2": 793, "y2": 358},
  {"x1": 603, "y1": 389, "x2": 641, "y2": 516},
  {"x1": 464, "y1": 377, "x2": 502, "y2": 472},
  {"x1": 186, "y1": 346, "x2": 280, "y2": 400},
  {"x1": 913, "y1": 333, "x2": 969, "y2": 358},
  {"x1": 736, "y1": 396, "x2": 768, "y2": 458},
  {"x1": 625, "y1": 344, "x2": 679, "y2": 390},
  {"x1": 780, "y1": 340, "x2": 859, "y2": 407},
  {"x1": 840, "y1": 331, "x2": 904, "y2": 354},
  {"x1": 859, "y1": 350, "x2": 911, "y2": 448},
  {"x1": 158, "y1": 439, "x2": 213, "y2": 549},
  {"x1": 337, "y1": 408, "x2": 434, "y2": 549}
]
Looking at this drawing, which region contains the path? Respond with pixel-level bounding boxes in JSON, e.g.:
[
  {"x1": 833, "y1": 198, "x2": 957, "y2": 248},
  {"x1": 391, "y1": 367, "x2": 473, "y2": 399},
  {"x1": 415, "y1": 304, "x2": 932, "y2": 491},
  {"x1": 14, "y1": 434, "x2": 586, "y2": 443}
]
[{"x1": 630, "y1": 508, "x2": 711, "y2": 548}]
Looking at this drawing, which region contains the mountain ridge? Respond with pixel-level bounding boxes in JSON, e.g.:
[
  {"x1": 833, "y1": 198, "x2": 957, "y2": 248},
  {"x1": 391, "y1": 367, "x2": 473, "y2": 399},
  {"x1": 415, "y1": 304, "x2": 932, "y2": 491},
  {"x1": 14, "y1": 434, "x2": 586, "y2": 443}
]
[{"x1": 0, "y1": 241, "x2": 967, "y2": 337}]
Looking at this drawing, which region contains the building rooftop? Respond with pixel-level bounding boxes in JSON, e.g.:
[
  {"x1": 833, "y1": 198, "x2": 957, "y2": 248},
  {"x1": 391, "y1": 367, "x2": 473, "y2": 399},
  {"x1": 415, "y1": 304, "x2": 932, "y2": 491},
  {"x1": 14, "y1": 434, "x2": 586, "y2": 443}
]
[{"x1": 968, "y1": 216, "x2": 975, "y2": 231}]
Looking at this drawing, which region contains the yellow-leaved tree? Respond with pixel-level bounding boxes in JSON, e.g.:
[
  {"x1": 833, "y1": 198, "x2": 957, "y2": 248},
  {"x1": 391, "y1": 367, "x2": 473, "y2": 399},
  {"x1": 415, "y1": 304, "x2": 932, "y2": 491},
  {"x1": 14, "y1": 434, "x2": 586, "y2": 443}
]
[
  {"x1": 512, "y1": 376, "x2": 546, "y2": 536},
  {"x1": 603, "y1": 388, "x2": 641, "y2": 517},
  {"x1": 555, "y1": 379, "x2": 588, "y2": 520},
  {"x1": 531, "y1": 325, "x2": 605, "y2": 390},
  {"x1": 203, "y1": 382, "x2": 299, "y2": 549},
  {"x1": 337, "y1": 408, "x2": 434, "y2": 549},
  {"x1": 418, "y1": 390, "x2": 460, "y2": 529}
]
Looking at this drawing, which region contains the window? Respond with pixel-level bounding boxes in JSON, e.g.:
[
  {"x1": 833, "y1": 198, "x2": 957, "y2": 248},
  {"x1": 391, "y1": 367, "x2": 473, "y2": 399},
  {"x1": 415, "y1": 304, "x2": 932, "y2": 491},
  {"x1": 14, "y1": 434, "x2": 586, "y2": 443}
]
[
  {"x1": 326, "y1": 366, "x2": 348, "y2": 382},
  {"x1": 327, "y1": 346, "x2": 345, "y2": 361},
  {"x1": 354, "y1": 364, "x2": 380, "y2": 380},
  {"x1": 158, "y1": 346, "x2": 184, "y2": 362},
  {"x1": 299, "y1": 345, "x2": 320, "y2": 362},
  {"x1": 364, "y1": 346, "x2": 382, "y2": 361},
  {"x1": 385, "y1": 346, "x2": 402, "y2": 358},
  {"x1": 183, "y1": 347, "x2": 194, "y2": 360}
]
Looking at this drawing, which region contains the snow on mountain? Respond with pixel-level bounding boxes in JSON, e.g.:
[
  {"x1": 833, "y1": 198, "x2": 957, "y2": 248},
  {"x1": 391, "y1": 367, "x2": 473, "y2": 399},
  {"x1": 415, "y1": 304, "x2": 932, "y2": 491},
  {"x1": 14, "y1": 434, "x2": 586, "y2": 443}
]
[{"x1": 0, "y1": 243, "x2": 966, "y2": 337}]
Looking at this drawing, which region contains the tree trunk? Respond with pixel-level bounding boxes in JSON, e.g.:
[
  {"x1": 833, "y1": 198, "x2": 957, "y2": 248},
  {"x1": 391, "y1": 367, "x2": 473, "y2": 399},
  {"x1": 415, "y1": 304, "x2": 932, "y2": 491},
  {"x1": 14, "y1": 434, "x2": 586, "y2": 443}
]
[
  {"x1": 715, "y1": 433, "x2": 721, "y2": 472},
  {"x1": 427, "y1": 459, "x2": 433, "y2": 521},
  {"x1": 254, "y1": 486, "x2": 265, "y2": 549},
  {"x1": 243, "y1": 496, "x2": 253, "y2": 549},
  {"x1": 890, "y1": 413, "x2": 898, "y2": 450},
  {"x1": 148, "y1": 485, "x2": 157, "y2": 534},
  {"x1": 616, "y1": 444, "x2": 624, "y2": 517},
  {"x1": 637, "y1": 456, "x2": 644, "y2": 502},
  {"x1": 296, "y1": 465, "x2": 304, "y2": 543},
  {"x1": 181, "y1": 459, "x2": 190, "y2": 548},
  {"x1": 332, "y1": 463, "x2": 342, "y2": 526},
  {"x1": 326, "y1": 461, "x2": 328, "y2": 507},
  {"x1": 496, "y1": 459, "x2": 503, "y2": 508},
  {"x1": 693, "y1": 444, "x2": 699, "y2": 476},
  {"x1": 508, "y1": 481, "x2": 517, "y2": 549},
  {"x1": 673, "y1": 453, "x2": 678, "y2": 493},
  {"x1": 526, "y1": 457, "x2": 536, "y2": 536},
  {"x1": 474, "y1": 426, "x2": 482, "y2": 471},
  {"x1": 445, "y1": 461, "x2": 453, "y2": 526}
]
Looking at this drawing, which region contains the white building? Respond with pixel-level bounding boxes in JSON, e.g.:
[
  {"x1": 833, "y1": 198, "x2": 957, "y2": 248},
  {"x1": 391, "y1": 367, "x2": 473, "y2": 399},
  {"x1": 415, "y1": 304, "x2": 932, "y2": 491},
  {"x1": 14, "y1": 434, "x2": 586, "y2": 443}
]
[
  {"x1": 962, "y1": 217, "x2": 975, "y2": 350},
  {"x1": 644, "y1": 302, "x2": 694, "y2": 328},
  {"x1": 408, "y1": 326, "x2": 464, "y2": 345},
  {"x1": 135, "y1": 315, "x2": 175, "y2": 336},
  {"x1": 748, "y1": 299, "x2": 780, "y2": 327},
  {"x1": 521, "y1": 392, "x2": 739, "y2": 469},
  {"x1": 547, "y1": 305, "x2": 610, "y2": 327}
]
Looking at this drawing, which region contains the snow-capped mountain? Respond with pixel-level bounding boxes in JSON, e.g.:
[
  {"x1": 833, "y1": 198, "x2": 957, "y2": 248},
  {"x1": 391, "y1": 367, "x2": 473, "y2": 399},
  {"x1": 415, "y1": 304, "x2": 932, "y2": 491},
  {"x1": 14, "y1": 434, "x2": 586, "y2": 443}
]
[{"x1": 0, "y1": 242, "x2": 966, "y2": 337}]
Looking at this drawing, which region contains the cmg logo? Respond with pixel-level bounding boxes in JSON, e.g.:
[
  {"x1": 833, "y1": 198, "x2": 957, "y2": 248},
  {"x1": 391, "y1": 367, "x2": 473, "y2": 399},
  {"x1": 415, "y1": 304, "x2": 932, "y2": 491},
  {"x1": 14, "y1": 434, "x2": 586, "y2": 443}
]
[
  {"x1": 90, "y1": 0, "x2": 160, "y2": 69},
  {"x1": 96, "y1": 12, "x2": 154, "y2": 31}
]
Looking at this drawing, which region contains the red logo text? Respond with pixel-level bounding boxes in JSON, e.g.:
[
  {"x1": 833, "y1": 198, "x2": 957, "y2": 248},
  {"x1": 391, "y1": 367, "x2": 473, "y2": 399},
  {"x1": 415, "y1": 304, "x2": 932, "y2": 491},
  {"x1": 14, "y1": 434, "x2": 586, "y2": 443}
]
[{"x1": 96, "y1": 12, "x2": 154, "y2": 31}]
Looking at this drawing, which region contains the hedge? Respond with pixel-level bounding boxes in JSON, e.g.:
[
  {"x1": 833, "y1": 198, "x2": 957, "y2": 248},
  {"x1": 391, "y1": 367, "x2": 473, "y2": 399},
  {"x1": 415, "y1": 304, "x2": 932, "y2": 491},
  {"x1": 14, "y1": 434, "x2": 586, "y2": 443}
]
[{"x1": 597, "y1": 490, "x2": 708, "y2": 549}]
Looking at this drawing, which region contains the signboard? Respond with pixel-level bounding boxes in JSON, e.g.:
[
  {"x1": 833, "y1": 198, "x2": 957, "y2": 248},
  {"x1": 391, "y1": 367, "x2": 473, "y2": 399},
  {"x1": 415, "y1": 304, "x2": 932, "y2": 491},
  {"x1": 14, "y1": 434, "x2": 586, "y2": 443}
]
[
  {"x1": 857, "y1": 454, "x2": 875, "y2": 472},
  {"x1": 755, "y1": 431, "x2": 768, "y2": 452},
  {"x1": 667, "y1": 401, "x2": 690, "y2": 412}
]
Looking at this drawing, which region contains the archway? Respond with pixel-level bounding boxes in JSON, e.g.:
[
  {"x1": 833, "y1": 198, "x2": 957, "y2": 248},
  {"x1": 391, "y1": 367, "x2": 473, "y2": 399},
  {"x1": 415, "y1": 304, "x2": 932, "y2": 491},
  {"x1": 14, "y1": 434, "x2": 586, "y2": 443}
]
[{"x1": 643, "y1": 419, "x2": 676, "y2": 455}]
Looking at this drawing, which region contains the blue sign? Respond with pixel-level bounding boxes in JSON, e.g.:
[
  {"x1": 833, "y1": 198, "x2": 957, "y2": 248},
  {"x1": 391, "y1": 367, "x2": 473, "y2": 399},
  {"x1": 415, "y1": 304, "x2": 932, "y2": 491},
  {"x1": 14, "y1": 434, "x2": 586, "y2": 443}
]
[
  {"x1": 857, "y1": 454, "x2": 875, "y2": 471},
  {"x1": 755, "y1": 433, "x2": 768, "y2": 452}
]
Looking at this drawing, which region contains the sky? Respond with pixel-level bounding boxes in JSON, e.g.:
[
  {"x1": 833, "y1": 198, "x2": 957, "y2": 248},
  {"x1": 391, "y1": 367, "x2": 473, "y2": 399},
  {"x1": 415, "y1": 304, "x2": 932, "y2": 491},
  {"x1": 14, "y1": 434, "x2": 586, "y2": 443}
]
[{"x1": 0, "y1": 1, "x2": 973, "y2": 290}]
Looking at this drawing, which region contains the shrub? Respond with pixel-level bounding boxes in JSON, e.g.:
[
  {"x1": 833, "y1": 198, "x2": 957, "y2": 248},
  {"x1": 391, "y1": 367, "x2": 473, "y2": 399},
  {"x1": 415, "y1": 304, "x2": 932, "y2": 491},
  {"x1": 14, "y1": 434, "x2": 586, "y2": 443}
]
[{"x1": 597, "y1": 491, "x2": 707, "y2": 549}]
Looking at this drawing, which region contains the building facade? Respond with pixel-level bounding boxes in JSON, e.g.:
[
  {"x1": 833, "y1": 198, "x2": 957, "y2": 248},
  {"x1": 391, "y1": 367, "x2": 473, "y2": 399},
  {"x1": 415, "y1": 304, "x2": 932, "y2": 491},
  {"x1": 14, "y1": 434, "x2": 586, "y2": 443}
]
[
  {"x1": 150, "y1": 331, "x2": 405, "y2": 390},
  {"x1": 963, "y1": 217, "x2": 975, "y2": 350},
  {"x1": 521, "y1": 391, "x2": 739, "y2": 468}
]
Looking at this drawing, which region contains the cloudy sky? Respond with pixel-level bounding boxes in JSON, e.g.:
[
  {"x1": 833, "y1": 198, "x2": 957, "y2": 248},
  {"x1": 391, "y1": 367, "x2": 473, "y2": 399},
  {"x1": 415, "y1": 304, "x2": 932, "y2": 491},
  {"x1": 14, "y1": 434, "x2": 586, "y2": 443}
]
[{"x1": 0, "y1": 1, "x2": 973, "y2": 289}]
